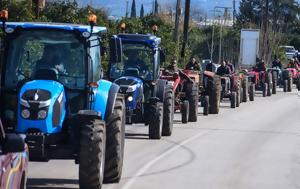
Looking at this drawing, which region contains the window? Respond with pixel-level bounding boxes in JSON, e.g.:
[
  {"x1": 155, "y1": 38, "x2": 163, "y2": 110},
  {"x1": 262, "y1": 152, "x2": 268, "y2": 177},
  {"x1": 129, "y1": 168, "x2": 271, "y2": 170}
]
[
  {"x1": 89, "y1": 38, "x2": 101, "y2": 81},
  {"x1": 5, "y1": 30, "x2": 86, "y2": 89}
]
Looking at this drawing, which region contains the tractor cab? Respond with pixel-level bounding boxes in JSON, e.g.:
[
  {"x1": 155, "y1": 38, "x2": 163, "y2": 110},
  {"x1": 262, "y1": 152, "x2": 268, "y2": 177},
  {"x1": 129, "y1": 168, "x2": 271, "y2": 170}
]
[
  {"x1": 108, "y1": 33, "x2": 174, "y2": 139},
  {"x1": 1, "y1": 22, "x2": 107, "y2": 132},
  {"x1": 109, "y1": 34, "x2": 164, "y2": 82}
]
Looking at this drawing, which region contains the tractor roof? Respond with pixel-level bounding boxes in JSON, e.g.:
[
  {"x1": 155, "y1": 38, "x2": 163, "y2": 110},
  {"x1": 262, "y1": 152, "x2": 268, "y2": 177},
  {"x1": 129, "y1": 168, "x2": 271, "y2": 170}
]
[
  {"x1": 117, "y1": 34, "x2": 161, "y2": 48},
  {"x1": 3, "y1": 22, "x2": 107, "y2": 34}
]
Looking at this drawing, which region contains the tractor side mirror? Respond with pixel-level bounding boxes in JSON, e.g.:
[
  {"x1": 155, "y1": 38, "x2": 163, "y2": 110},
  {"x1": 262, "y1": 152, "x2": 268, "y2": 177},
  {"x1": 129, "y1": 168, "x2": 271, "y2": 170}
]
[
  {"x1": 109, "y1": 36, "x2": 122, "y2": 64},
  {"x1": 160, "y1": 50, "x2": 166, "y2": 63}
]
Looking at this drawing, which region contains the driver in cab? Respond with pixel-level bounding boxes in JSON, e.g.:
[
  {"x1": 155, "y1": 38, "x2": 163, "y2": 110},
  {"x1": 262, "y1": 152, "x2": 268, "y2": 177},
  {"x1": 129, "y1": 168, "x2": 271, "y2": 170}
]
[
  {"x1": 34, "y1": 45, "x2": 66, "y2": 77},
  {"x1": 216, "y1": 61, "x2": 231, "y2": 76},
  {"x1": 124, "y1": 51, "x2": 147, "y2": 71}
]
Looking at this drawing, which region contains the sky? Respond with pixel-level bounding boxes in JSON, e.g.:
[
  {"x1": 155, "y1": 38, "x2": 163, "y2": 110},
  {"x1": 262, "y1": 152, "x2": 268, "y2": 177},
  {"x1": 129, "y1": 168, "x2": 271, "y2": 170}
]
[{"x1": 78, "y1": 0, "x2": 240, "y2": 18}]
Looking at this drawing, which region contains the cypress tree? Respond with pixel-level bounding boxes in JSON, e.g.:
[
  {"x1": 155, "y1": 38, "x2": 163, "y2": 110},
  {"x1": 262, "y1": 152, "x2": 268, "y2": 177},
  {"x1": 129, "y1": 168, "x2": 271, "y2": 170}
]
[
  {"x1": 140, "y1": 4, "x2": 144, "y2": 18},
  {"x1": 131, "y1": 0, "x2": 136, "y2": 18},
  {"x1": 154, "y1": 0, "x2": 159, "y2": 15}
]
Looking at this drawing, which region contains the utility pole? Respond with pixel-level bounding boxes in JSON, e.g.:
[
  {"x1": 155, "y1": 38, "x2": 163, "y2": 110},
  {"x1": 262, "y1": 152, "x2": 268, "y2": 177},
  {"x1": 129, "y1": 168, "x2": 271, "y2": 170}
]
[
  {"x1": 173, "y1": 0, "x2": 181, "y2": 44},
  {"x1": 263, "y1": 0, "x2": 269, "y2": 62},
  {"x1": 233, "y1": 0, "x2": 236, "y2": 24},
  {"x1": 181, "y1": 0, "x2": 191, "y2": 59},
  {"x1": 214, "y1": 6, "x2": 231, "y2": 64},
  {"x1": 218, "y1": 15, "x2": 223, "y2": 64}
]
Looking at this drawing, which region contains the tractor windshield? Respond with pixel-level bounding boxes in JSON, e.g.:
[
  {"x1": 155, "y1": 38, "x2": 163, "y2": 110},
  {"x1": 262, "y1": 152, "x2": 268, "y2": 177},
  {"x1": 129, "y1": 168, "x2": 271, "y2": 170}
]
[
  {"x1": 4, "y1": 30, "x2": 86, "y2": 89},
  {"x1": 110, "y1": 43, "x2": 155, "y2": 80}
]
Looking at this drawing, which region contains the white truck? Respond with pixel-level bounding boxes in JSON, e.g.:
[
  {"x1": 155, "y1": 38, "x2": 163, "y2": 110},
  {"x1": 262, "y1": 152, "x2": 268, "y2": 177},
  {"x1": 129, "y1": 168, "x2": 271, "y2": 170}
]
[
  {"x1": 239, "y1": 29, "x2": 260, "y2": 67},
  {"x1": 279, "y1": 45, "x2": 296, "y2": 60}
]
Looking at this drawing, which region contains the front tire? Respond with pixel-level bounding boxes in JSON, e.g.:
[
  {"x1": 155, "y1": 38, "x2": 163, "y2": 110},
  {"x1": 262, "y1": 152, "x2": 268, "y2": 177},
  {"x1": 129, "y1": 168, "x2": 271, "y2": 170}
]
[
  {"x1": 249, "y1": 83, "x2": 255, "y2": 101},
  {"x1": 104, "y1": 95, "x2": 125, "y2": 183},
  {"x1": 283, "y1": 80, "x2": 288, "y2": 92},
  {"x1": 181, "y1": 100, "x2": 189, "y2": 124},
  {"x1": 262, "y1": 83, "x2": 267, "y2": 97},
  {"x1": 287, "y1": 77, "x2": 292, "y2": 92},
  {"x1": 79, "y1": 119, "x2": 106, "y2": 189},
  {"x1": 242, "y1": 78, "x2": 248, "y2": 102},
  {"x1": 149, "y1": 103, "x2": 163, "y2": 139},
  {"x1": 203, "y1": 96, "x2": 209, "y2": 116},
  {"x1": 230, "y1": 92, "x2": 237, "y2": 109},
  {"x1": 272, "y1": 71, "x2": 277, "y2": 94}
]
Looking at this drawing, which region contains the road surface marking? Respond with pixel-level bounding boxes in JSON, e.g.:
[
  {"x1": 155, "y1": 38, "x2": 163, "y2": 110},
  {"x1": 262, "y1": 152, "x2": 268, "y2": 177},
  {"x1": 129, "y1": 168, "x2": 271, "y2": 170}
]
[{"x1": 121, "y1": 131, "x2": 210, "y2": 189}]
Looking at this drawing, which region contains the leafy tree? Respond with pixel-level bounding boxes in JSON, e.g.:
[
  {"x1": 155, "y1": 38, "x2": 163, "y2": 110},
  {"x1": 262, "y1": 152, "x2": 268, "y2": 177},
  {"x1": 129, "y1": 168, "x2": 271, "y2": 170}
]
[
  {"x1": 237, "y1": 0, "x2": 300, "y2": 64},
  {"x1": 130, "y1": 0, "x2": 136, "y2": 18}
]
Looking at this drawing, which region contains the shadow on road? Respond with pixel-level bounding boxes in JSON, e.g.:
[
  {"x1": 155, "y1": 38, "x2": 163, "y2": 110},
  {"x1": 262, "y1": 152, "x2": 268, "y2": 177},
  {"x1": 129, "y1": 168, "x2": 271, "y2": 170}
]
[
  {"x1": 27, "y1": 178, "x2": 78, "y2": 189},
  {"x1": 125, "y1": 132, "x2": 149, "y2": 140}
]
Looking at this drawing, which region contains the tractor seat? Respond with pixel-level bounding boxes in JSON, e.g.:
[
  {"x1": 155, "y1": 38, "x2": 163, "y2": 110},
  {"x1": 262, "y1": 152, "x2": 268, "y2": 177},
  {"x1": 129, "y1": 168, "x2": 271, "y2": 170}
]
[{"x1": 34, "y1": 68, "x2": 59, "y2": 81}]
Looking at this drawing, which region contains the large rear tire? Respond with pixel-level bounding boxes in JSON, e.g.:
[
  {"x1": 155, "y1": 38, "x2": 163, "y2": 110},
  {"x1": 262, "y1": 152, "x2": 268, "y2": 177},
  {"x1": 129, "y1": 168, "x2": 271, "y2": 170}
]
[
  {"x1": 79, "y1": 118, "x2": 106, "y2": 189},
  {"x1": 186, "y1": 82, "x2": 199, "y2": 122},
  {"x1": 207, "y1": 76, "x2": 221, "y2": 114},
  {"x1": 149, "y1": 103, "x2": 163, "y2": 139},
  {"x1": 181, "y1": 100, "x2": 189, "y2": 124},
  {"x1": 162, "y1": 85, "x2": 174, "y2": 136},
  {"x1": 104, "y1": 95, "x2": 125, "y2": 183}
]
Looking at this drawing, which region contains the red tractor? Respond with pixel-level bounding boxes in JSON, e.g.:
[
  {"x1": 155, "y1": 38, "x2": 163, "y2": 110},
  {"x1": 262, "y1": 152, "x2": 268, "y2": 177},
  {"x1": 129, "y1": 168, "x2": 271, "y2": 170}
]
[
  {"x1": 219, "y1": 74, "x2": 241, "y2": 108},
  {"x1": 247, "y1": 70, "x2": 272, "y2": 97},
  {"x1": 160, "y1": 70, "x2": 198, "y2": 123},
  {"x1": 285, "y1": 68, "x2": 300, "y2": 91}
]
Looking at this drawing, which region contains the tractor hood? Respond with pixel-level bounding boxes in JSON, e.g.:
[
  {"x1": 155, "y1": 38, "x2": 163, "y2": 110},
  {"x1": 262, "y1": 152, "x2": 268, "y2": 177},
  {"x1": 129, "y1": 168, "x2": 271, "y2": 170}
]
[
  {"x1": 114, "y1": 76, "x2": 143, "y2": 94},
  {"x1": 114, "y1": 76, "x2": 143, "y2": 109},
  {"x1": 16, "y1": 80, "x2": 66, "y2": 134}
]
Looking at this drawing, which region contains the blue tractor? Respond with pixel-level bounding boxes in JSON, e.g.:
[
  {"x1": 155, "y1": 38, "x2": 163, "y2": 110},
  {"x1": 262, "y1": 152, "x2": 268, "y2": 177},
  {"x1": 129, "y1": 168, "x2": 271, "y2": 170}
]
[
  {"x1": 108, "y1": 34, "x2": 175, "y2": 139},
  {"x1": 0, "y1": 18, "x2": 126, "y2": 188}
]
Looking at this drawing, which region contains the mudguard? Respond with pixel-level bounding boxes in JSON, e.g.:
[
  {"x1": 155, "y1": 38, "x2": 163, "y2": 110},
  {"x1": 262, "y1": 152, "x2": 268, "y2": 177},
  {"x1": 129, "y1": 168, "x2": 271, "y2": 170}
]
[
  {"x1": 16, "y1": 80, "x2": 66, "y2": 134},
  {"x1": 156, "y1": 79, "x2": 168, "y2": 102},
  {"x1": 90, "y1": 79, "x2": 119, "y2": 121},
  {"x1": 105, "y1": 83, "x2": 120, "y2": 120}
]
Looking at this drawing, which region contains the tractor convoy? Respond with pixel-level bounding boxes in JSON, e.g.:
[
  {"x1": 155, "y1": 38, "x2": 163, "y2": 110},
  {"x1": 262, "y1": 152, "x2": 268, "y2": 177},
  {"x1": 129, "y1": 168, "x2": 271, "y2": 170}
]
[{"x1": 0, "y1": 12, "x2": 299, "y2": 189}]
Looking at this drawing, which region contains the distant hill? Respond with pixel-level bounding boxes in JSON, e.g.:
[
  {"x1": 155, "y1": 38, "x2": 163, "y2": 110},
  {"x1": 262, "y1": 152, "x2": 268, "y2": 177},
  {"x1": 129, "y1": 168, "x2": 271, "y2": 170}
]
[{"x1": 75, "y1": 0, "x2": 239, "y2": 18}]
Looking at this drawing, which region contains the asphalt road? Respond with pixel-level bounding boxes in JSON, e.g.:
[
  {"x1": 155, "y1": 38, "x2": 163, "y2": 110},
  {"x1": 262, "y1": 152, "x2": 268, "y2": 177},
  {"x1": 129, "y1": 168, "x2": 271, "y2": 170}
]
[{"x1": 27, "y1": 88, "x2": 300, "y2": 189}]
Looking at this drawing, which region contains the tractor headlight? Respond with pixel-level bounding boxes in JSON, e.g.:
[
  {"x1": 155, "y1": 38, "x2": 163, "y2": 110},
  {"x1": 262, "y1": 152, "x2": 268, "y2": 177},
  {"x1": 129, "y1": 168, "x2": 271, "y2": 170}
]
[
  {"x1": 128, "y1": 96, "x2": 133, "y2": 102},
  {"x1": 21, "y1": 109, "x2": 30, "y2": 119},
  {"x1": 126, "y1": 85, "x2": 137, "y2": 93},
  {"x1": 37, "y1": 110, "x2": 47, "y2": 120}
]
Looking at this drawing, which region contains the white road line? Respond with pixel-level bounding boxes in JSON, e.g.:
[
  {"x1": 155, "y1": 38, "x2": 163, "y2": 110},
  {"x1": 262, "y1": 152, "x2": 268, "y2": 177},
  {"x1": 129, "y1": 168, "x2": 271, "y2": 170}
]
[{"x1": 121, "y1": 131, "x2": 210, "y2": 189}]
